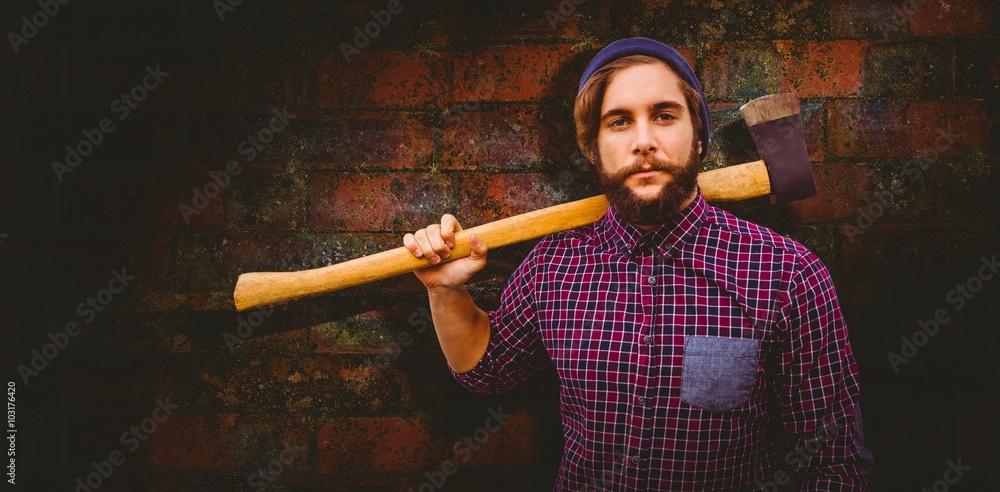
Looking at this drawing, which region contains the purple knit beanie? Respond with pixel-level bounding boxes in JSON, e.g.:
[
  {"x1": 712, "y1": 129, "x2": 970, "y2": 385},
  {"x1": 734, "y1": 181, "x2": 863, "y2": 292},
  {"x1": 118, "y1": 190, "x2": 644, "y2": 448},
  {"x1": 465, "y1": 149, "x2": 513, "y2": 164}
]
[{"x1": 578, "y1": 37, "x2": 711, "y2": 159}]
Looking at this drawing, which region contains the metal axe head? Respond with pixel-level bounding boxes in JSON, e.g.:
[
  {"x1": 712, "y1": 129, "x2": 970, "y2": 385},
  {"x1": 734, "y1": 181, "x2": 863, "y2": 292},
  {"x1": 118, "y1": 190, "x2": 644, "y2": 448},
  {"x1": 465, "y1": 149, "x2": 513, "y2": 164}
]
[{"x1": 740, "y1": 94, "x2": 816, "y2": 204}]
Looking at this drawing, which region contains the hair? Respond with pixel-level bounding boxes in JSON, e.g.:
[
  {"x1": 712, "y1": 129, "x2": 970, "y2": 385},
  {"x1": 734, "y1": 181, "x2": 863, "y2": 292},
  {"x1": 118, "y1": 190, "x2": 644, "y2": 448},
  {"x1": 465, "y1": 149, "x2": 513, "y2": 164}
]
[{"x1": 574, "y1": 54, "x2": 703, "y2": 164}]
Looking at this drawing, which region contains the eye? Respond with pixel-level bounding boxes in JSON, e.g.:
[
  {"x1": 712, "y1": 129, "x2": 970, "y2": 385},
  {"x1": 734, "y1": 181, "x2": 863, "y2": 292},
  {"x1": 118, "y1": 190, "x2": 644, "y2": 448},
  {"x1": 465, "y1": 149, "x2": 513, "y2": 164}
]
[
  {"x1": 607, "y1": 118, "x2": 628, "y2": 129},
  {"x1": 655, "y1": 112, "x2": 677, "y2": 123}
]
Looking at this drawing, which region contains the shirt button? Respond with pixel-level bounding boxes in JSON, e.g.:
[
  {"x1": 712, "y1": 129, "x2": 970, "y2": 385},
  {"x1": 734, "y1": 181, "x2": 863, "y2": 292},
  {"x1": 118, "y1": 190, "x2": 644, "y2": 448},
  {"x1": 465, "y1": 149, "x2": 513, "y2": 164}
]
[
  {"x1": 630, "y1": 456, "x2": 640, "y2": 465},
  {"x1": 647, "y1": 276, "x2": 657, "y2": 285},
  {"x1": 637, "y1": 397, "x2": 647, "y2": 405},
  {"x1": 643, "y1": 335, "x2": 653, "y2": 345}
]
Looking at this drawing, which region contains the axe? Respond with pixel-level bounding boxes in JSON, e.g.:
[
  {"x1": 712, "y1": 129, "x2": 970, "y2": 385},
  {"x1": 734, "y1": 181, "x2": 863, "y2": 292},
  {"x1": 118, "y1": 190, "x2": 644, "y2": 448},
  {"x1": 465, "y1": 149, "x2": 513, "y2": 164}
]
[{"x1": 233, "y1": 93, "x2": 814, "y2": 311}]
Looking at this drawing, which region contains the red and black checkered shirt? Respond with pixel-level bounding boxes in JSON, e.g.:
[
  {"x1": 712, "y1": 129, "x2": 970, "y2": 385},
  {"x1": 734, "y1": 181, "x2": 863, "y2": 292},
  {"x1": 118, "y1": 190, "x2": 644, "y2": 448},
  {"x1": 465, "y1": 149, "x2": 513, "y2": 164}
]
[{"x1": 452, "y1": 189, "x2": 873, "y2": 491}]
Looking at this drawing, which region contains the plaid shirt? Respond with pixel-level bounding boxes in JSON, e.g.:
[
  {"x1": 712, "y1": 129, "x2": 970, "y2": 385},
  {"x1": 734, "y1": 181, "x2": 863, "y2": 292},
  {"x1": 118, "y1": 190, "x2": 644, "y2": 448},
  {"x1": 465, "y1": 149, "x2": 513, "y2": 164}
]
[{"x1": 452, "y1": 189, "x2": 873, "y2": 491}]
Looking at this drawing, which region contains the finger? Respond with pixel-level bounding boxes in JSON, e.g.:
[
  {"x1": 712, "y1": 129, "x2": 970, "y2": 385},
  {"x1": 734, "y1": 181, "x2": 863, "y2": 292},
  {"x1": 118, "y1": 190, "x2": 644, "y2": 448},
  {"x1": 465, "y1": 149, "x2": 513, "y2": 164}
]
[
  {"x1": 425, "y1": 224, "x2": 451, "y2": 258},
  {"x1": 412, "y1": 229, "x2": 440, "y2": 264},
  {"x1": 440, "y1": 214, "x2": 461, "y2": 248},
  {"x1": 403, "y1": 233, "x2": 423, "y2": 258}
]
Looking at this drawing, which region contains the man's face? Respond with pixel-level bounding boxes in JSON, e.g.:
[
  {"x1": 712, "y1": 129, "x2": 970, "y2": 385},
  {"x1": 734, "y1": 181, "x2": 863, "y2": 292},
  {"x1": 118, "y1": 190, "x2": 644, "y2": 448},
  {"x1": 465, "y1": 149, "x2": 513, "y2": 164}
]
[{"x1": 595, "y1": 62, "x2": 701, "y2": 228}]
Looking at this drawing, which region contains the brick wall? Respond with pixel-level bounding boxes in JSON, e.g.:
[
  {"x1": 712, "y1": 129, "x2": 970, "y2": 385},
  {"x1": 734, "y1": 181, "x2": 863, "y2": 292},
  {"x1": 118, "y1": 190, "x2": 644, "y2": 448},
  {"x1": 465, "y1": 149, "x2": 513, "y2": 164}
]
[{"x1": 1, "y1": 0, "x2": 996, "y2": 490}]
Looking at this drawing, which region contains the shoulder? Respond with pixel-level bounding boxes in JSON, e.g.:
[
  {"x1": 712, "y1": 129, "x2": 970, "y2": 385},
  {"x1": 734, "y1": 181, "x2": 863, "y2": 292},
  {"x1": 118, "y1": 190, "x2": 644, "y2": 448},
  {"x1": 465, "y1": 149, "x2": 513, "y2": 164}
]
[
  {"x1": 701, "y1": 204, "x2": 826, "y2": 275},
  {"x1": 527, "y1": 222, "x2": 599, "y2": 257}
]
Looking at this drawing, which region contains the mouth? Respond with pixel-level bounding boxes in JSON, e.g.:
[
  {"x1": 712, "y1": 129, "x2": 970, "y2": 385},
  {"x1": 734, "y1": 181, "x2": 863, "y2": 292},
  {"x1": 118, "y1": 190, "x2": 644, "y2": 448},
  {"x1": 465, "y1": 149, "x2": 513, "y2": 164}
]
[{"x1": 630, "y1": 169, "x2": 664, "y2": 179}]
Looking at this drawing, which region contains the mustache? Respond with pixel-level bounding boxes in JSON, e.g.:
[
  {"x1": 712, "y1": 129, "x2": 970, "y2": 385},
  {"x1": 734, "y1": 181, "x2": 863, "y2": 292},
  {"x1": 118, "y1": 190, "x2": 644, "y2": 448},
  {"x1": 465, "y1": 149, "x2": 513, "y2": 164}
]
[{"x1": 603, "y1": 157, "x2": 676, "y2": 182}]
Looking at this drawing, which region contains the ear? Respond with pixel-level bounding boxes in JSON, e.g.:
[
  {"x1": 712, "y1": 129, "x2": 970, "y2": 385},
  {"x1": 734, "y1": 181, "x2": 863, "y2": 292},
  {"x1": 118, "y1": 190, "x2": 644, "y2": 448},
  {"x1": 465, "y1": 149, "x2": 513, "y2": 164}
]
[
  {"x1": 583, "y1": 145, "x2": 599, "y2": 167},
  {"x1": 696, "y1": 139, "x2": 703, "y2": 156}
]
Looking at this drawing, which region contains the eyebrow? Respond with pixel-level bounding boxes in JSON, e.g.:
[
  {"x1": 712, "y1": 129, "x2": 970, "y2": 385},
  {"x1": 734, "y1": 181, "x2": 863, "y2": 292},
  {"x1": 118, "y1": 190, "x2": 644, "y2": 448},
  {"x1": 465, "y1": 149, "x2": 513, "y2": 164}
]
[{"x1": 600, "y1": 100, "x2": 686, "y2": 122}]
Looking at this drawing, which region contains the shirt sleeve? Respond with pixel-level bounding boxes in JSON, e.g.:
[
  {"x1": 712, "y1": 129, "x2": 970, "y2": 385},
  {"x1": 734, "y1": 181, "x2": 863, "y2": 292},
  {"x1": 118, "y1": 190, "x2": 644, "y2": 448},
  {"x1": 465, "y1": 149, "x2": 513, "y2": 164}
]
[
  {"x1": 450, "y1": 246, "x2": 551, "y2": 394},
  {"x1": 775, "y1": 252, "x2": 874, "y2": 491}
]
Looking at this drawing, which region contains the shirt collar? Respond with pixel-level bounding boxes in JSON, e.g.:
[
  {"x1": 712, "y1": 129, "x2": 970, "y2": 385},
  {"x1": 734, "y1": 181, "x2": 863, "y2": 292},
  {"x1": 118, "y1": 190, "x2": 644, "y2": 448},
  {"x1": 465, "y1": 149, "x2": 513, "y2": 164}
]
[{"x1": 597, "y1": 187, "x2": 708, "y2": 257}]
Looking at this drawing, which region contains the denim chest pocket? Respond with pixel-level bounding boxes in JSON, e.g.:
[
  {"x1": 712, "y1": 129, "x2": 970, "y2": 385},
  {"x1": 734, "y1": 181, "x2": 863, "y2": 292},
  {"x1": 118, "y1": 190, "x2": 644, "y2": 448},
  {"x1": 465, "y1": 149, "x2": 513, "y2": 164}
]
[{"x1": 680, "y1": 336, "x2": 761, "y2": 412}]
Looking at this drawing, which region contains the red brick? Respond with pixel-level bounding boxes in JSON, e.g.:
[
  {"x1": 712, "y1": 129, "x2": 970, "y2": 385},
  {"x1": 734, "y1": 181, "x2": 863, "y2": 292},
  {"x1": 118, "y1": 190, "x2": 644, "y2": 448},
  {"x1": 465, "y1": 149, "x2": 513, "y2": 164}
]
[
  {"x1": 437, "y1": 105, "x2": 548, "y2": 170},
  {"x1": 304, "y1": 111, "x2": 435, "y2": 170},
  {"x1": 911, "y1": 0, "x2": 992, "y2": 36},
  {"x1": 789, "y1": 163, "x2": 870, "y2": 223},
  {"x1": 775, "y1": 41, "x2": 865, "y2": 97},
  {"x1": 191, "y1": 356, "x2": 426, "y2": 415},
  {"x1": 316, "y1": 417, "x2": 444, "y2": 473},
  {"x1": 831, "y1": 0, "x2": 913, "y2": 37},
  {"x1": 431, "y1": 0, "x2": 586, "y2": 41},
  {"x1": 459, "y1": 411, "x2": 542, "y2": 468},
  {"x1": 317, "y1": 51, "x2": 451, "y2": 108},
  {"x1": 310, "y1": 172, "x2": 456, "y2": 231},
  {"x1": 620, "y1": 2, "x2": 829, "y2": 42},
  {"x1": 223, "y1": 414, "x2": 312, "y2": 473},
  {"x1": 827, "y1": 100, "x2": 990, "y2": 159},
  {"x1": 699, "y1": 42, "x2": 783, "y2": 100},
  {"x1": 224, "y1": 170, "x2": 310, "y2": 230},
  {"x1": 863, "y1": 41, "x2": 953, "y2": 98},
  {"x1": 956, "y1": 41, "x2": 1000, "y2": 98},
  {"x1": 189, "y1": 110, "x2": 436, "y2": 171},
  {"x1": 170, "y1": 232, "x2": 402, "y2": 293},
  {"x1": 860, "y1": 161, "x2": 957, "y2": 225},
  {"x1": 149, "y1": 414, "x2": 238, "y2": 471},
  {"x1": 452, "y1": 44, "x2": 581, "y2": 102},
  {"x1": 455, "y1": 173, "x2": 560, "y2": 225},
  {"x1": 310, "y1": 304, "x2": 438, "y2": 355}
]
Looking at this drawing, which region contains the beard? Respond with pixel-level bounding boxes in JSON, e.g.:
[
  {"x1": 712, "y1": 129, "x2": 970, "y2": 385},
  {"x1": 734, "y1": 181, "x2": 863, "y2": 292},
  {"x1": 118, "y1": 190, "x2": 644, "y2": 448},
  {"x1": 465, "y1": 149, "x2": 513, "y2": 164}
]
[{"x1": 596, "y1": 138, "x2": 701, "y2": 228}]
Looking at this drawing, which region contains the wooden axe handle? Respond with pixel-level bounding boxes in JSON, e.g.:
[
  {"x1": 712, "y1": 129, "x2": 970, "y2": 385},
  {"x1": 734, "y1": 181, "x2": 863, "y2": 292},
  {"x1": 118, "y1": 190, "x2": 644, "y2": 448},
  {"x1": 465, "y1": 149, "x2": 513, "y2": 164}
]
[{"x1": 233, "y1": 159, "x2": 769, "y2": 311}]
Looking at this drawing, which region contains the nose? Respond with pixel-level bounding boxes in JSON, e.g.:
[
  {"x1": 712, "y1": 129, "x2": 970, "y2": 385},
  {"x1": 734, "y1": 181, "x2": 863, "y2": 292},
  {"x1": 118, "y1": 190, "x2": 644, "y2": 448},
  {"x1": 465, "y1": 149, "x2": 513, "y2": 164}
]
[{"x1": 632, "y1": 120, "x2": 656, "y2": 156}]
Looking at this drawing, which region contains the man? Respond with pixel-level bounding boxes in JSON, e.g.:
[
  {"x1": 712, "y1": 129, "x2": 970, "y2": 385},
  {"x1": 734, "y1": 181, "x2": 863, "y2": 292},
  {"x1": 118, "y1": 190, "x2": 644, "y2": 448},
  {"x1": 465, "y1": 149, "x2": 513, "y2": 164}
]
[{"x1": 403, "y1": 38, "x2": 873, "y2": 490}]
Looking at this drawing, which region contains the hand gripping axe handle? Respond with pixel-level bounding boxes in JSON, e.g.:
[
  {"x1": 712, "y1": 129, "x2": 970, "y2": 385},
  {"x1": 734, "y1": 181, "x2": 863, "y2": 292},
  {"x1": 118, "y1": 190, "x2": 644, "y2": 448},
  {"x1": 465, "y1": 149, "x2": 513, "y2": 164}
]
[{"x1": 233, "y1": 93, "x2": 814, "y2": 311}]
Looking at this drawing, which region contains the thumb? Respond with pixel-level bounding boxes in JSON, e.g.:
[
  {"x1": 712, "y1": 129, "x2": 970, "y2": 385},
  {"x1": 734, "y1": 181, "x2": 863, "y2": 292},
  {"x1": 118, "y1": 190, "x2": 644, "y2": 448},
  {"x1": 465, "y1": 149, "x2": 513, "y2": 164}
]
[{"x1": 468, "y1": 234, "x2": 488, "y2": 263}]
